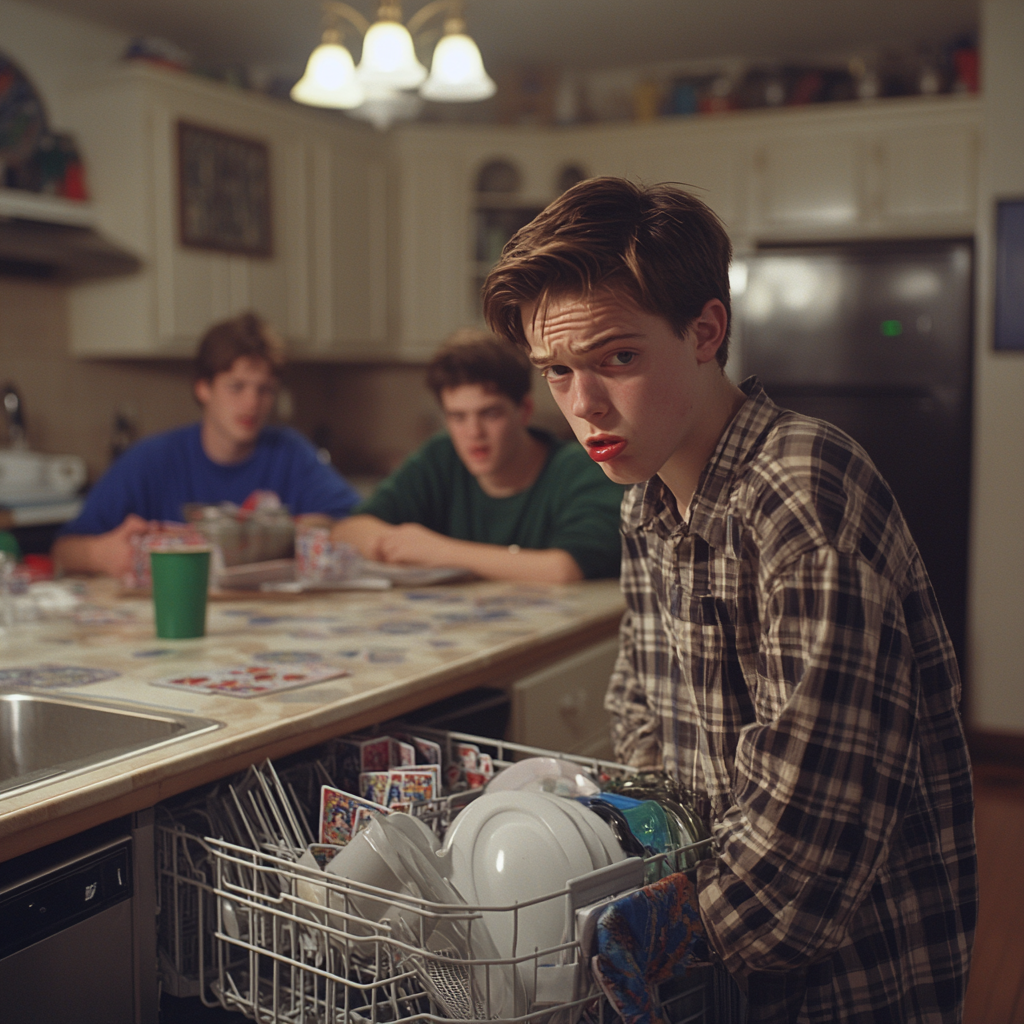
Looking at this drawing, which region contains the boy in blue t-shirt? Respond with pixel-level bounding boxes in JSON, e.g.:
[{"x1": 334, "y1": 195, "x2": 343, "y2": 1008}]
[{"x1": 52, "y1": 313, "x2": 360, "y2": 577}]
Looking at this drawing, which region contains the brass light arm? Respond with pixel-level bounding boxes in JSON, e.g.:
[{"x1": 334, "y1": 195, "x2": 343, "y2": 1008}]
[
  {"x1": 406, "y1": 0, "x2": 459, "y2": 38},
  {"x1": 322, "y1": 1, "x2": 372, "y2": 36}
]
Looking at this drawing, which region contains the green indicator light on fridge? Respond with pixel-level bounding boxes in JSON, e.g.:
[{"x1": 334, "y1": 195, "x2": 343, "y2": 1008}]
[{"x1": 880, "y1": 319, "x2": 904, "y2": 337}]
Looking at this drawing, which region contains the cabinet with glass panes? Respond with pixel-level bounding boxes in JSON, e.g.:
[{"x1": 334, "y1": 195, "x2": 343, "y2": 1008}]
[{"x1": 472, "y1": 161, "x2": 587, "y2": 316}]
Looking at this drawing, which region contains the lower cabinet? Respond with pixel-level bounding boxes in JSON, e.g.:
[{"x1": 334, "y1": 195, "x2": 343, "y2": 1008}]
[{"x1": 507, "y1": 636, "x2": 619, "y2": 759}]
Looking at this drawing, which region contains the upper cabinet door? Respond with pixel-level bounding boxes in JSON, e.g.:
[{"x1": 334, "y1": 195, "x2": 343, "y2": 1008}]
[
  {"x1": 877, "y1": 124, "x2": 979, "y2": 224},
  {"x1": 64, "y1": 64, "x2": 387, "y2": 358},
  {"x1": 750, "y1": 129, "x2": 863, "y2": 233},
  {"x1": 744, "y1": 97, "x2": 979, "y2": 242}
]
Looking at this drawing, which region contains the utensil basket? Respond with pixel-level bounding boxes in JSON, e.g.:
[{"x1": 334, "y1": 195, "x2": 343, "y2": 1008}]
[{"x1": 159, "y1": 729, "x2": 746, "y2": 1023}]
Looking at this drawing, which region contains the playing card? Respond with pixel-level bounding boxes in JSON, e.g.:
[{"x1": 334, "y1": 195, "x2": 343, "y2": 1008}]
[
  {"x1": 307, "y1": 843, "x2": 345, "y2": 870},
  {"x1": 455, "y1": 742, "x2": 480, "y2": 770},
  {"x1": 394, "y1": 732, "x2": 442, "y2": 766},
  {"x1": 337, "y1": 735, "x2": 394, "y2": 792},
  {"x1": 386, "y1": 766, "x2": 440, "y2": 805},
  {"x1": 150, "y1": 663, "x2": 348, "y2": 698},
  {"x1": 358, "y1": 771, "x2": 391, "y2": 806},
  {"x1": 319, "y1": 786, "x2": 390, "y2": 846}
]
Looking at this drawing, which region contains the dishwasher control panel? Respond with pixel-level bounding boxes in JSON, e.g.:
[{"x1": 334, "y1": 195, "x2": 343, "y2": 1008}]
[{"x1": 0, "y1": 839, "x2": 132, "y2": 959}]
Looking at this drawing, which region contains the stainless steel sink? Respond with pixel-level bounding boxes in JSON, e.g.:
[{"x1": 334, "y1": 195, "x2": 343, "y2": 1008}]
[{"x1": 0, "y1": 693, "x2": 222, "y2": 796}]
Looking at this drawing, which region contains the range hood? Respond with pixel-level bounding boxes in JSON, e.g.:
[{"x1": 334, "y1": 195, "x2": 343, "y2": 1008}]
[{"x1": 0, "y1": 189, "x2": 141, "y2": 283}]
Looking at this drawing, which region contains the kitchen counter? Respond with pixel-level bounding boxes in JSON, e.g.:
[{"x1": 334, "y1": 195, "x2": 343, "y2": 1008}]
[{"x1": 0, "y1": 577, "x2": 624, "y2": 862}]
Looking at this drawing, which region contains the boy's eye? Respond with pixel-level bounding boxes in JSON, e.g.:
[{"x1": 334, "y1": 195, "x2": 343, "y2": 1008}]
[
  {"x1": 609, "y1": 351, "x2": 635, "y2": 366},
  {"x1": 543, "y1": 365, "x2": 571, "y2": 380}
]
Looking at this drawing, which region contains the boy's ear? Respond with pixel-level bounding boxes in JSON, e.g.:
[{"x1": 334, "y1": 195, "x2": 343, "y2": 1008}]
[
  {"x1": 519, "y1": 393, "x2": 535, "y2": 423},
  {"x1": 692, "y1": 299, "x2": 729, "y2": 364},
  {"x1": 194, "y1": 378, "x2": 211, "y2": 406}
]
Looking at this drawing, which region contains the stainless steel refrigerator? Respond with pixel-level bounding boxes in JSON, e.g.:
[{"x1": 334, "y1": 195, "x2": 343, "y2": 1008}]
[{"x1": 735, "y1": 239, "x2": 973, "y2": 679}]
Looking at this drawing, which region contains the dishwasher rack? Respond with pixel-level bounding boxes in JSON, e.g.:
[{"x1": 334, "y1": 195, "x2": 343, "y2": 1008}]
[{"x1": 157, "y1": 729, "x2": 747, "y2": 1024}]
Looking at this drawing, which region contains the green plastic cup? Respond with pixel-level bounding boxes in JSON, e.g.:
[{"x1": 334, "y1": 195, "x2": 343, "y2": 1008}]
[{"x1": 150, "y1": 548, "x2": 211, "y2": 639}]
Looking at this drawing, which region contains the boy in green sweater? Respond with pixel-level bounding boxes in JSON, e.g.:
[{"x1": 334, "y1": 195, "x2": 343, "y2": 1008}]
[{"x1": 330, "y1": 331, "x2": 624, "y2": 582}]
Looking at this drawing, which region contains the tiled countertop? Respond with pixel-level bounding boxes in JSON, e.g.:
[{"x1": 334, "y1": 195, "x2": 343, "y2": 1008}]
[{"x1": 0, "y1": 577, "x2": 625, "y2": 861}]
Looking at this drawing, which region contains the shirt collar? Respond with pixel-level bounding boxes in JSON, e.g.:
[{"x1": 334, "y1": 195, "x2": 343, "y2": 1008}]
[{"x1": 632, "y1": 376, "x2": 782, "y2": 547}]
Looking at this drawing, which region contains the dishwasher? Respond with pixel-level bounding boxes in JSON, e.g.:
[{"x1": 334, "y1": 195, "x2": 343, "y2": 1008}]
[{"x1": 0, "y1": 811, "x2": 158, "y2": 1024}]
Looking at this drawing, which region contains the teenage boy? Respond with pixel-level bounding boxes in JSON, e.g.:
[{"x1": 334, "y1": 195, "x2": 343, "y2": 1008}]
[
  {"x1": 482, "y1": 178, "x2": 976, "y2": 1022},
  {"x1": 330, "y1": 330, "x2": 624, "y2": 583},
  {"x1": 53, "y1": 313, "x2": 360, "y2": 576}
]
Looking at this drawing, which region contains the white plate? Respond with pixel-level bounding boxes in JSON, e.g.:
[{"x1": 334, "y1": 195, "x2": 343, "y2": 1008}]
[
  {"x1": 557, "y1": 797, "x2": 627, "y2": 869},
  {"x1": 439, "y1": 790, "x2": 596, "y2": 1000},
  {"x1": 486, "y1": 757, "x2": 601, "y2": 798},
  {"x1": 369, "y1": 815, "x2": 526, "y2": 1020}
]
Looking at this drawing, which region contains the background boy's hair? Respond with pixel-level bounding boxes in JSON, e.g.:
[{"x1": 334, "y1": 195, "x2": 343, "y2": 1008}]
[
  {"x1": 426, "y1": 328, "x2": 534, "y2": 404},
  {"x1": 194, "y1": 312, "x2": 286, "y2": 382},
  {"x1": 482, "y1": 177, "x2": 733, "y2": 368}
]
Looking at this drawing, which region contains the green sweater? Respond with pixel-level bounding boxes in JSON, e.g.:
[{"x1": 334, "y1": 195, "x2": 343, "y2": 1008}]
[{"x1": 358, "y1": 430, "x2": 625, "y2": 579}]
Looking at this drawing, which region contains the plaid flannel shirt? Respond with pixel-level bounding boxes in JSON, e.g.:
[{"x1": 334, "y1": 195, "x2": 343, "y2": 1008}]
[{"x1": 607, "y1": 378, "x2": 977, "y2": 1023}]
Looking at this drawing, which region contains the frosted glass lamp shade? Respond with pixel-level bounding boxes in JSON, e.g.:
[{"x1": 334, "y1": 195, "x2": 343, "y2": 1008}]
[
  {"x1": 357, "y1": 20, "x2": 427, "y2": 89},
  {"x1": 421, "y1": 33, "x2": 496, "y2": 101},
  {"x1": 291, "y1": 42, "x2": 365, "y2": 108},
  {"x1": 348, "y1": 85, "x2": 424, "y2": 130}
]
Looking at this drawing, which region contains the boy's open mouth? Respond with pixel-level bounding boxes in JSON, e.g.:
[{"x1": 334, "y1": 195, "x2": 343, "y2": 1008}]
[{"x1": 586, "y1": 436, "x2": 626, "y2": 462}]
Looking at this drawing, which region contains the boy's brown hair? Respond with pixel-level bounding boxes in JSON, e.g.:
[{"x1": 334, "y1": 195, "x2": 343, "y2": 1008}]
[
  {"x1": 482, "y1": 177, "x2": 733, "y2": 367},
  {"x1": 426, "y1": 328, "x2": 533, "y2": 405},
  {"x1": 193, "y1": 312, "x2": 285, "y2": 382}
]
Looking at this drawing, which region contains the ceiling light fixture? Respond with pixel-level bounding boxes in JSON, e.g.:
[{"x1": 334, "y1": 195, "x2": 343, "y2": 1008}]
[
  {"x1": 291, "y1": 27, "x2": 366, "y2": 109},
  {"x1": 292, "y1": 0, "x2": 494, "y2": 127}
]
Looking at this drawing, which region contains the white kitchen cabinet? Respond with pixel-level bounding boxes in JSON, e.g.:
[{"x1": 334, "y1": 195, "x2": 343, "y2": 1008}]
[
  {"x1": 388, "y1": 97, "x2": 979, "y2": 353},
  {"x1": 387, "y1": 126, "x2": 578, "y2": 357},
  {"x1": 62, "y1": 63, "x2": 387, "y2": 358},
  {"x1": 743, "y1": 96, "x2": 979, "y2": 242},
  {"x1": 507, "y1": 636, "x2": 619, "y2": 759}
]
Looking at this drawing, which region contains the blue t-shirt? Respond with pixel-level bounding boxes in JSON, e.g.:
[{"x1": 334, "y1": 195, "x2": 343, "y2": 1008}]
[{"x1": 60, "y1": 423, "x2": 360, "y2": 535}]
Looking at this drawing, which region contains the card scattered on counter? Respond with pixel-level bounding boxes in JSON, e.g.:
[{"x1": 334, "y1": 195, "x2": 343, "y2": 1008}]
[
  {"x1": 0, "y1": 664, "x2": 121, "y2": 690},
  {"x1": 320, "y1": 785, "x2": 391, "y2": 845},
  {"x1": 150, "y1": 662, "x2": 349, "y2": 699}
]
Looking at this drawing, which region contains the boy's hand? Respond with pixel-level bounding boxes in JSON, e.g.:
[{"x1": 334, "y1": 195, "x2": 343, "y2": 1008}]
[
  {"x1": 96, "y1": 514, "x2": 155, "y2": 576},
  {"x1": 375, "y1": 522, "x2": 451, "y2": 566}
]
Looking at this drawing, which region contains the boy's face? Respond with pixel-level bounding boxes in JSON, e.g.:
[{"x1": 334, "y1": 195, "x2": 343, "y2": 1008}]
[
  {"x1": 440, "y1": 383, "x2": 533, "y2": 481},
  {"x1": 195, "y1": 356, "x2": 279, "y2": 452},
  {"x1": 523, "y1": 289, "x2": 723, "y2": 486}
]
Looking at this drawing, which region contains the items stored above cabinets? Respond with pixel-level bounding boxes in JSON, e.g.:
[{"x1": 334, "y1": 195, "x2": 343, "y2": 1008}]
[{"x1": 60, "y1": 63, "x2": 388, "y2": 358}]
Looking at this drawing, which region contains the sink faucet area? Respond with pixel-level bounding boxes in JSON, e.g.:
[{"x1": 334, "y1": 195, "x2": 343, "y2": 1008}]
[
  {"x1": 0, "y1": 384, "x2": 87, "y2": 527},
  {"x1": 0, "y1": 693, "x2": 221, "y2": 796}
]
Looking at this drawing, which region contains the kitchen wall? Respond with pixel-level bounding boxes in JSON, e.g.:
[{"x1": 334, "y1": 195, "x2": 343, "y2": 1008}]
[{"x1": 967, "y1": 0, "x2": 1024, "y2": 745}]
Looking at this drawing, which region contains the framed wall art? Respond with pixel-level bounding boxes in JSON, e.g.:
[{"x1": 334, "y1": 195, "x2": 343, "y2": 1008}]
[
  {"x1": 177, "y1": 121, "x2": 272, "y2": 257},
  {"x1": 994, "y1": 198, "x2": 1024, "y2": 352}
]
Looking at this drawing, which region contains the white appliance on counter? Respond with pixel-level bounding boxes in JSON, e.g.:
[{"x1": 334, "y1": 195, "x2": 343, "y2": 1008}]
[{"x1": 0, "y1": 449, "x2": 87, "y2": 526}]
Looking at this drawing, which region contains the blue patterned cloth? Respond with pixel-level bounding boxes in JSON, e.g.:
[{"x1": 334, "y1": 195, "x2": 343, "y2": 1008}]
[{"x1": 593, "y1": 872, "x2": 708, "y2": 1024}]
